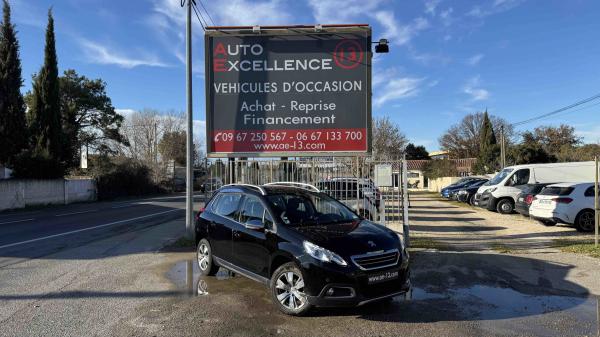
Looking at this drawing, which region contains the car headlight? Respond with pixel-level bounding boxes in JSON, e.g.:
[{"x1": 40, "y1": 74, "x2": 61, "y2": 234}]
[
  {"x1": 303, "y1": 241, "x2": 347, "y2": 266},
  {"x1": 488, "y1": 188, "x2": 497, "y2": 193},
  {"x1": 458, "y1": 190, "x2": 467, "y2": 195}
]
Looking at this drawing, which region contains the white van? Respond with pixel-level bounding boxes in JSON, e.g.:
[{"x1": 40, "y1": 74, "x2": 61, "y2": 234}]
[{"x1": 474, "y1": 161, "x2": 596, "y2": 214}]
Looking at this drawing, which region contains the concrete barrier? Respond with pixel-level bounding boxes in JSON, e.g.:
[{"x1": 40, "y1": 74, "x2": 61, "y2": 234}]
[{"x1": 0, "y1": 179, "x2": 96, "y2": 211}]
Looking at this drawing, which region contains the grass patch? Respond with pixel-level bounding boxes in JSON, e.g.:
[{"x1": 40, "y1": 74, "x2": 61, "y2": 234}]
[
  {"x1": 490, "y1": 243, "x2": 515, "y2": 254},
  {"x1": 409, "y1": 236, "x2": 450, "y2": 251},
  {"x1": 552, "y1": 239, "x2": 600, "y2": 259},
  {"x1": 170, "y1": 236, "x2": 195, "y2": 248}
]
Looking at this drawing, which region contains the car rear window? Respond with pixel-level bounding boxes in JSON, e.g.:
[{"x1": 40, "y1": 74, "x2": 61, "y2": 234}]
[{"x1": 539, "y1": 186, "x2": 574, "y2": 196}]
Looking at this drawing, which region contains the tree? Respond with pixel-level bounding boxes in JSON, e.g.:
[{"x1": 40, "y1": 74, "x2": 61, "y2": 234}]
[
  {"x1": 422, "y1": 159, "x2": 458, "y2": 179},
  {"x1": 439, "y1": 111, "x2": 513, "y2": 158},
  {"x1": 473, "y1": 111, "x2": 500, "y2": 174},
  {"x1": 58, "y1": 69, "x2": 125, "y2": 168},
  {"x1": 509, "y1": 143, "x2": 556, "y2": 165},
  {"x1": 159, "y1": 130, "x2": 186, "y2": 166},
  {"x1": 0, "y1": 0, "x2": 27, "y2": 166},
  {"x1": 405, "y1": 143, "x2": 430, "y2": 160},
  {"x1": 27, "y1": 9, "x2": 62, "y2": 162},
  {"x1": 556, "y1": 143, "x2": 600, "y2": 162},
  {"x1": 522, "y1": 124, "x2": 582, "y2": 157},
  {"x1": 372, "y1": 116, "x2": 408, "y2": 160}
]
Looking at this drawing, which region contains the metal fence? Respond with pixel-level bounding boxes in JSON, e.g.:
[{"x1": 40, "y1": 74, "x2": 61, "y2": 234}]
[{"x1": 201, "y1": 157, "x2": 409, "y2": 230}]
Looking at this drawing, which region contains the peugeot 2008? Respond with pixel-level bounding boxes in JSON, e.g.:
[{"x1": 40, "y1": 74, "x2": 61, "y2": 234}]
[{"x1": 194, "y1": 183, "x2": 411, "y2": 315}]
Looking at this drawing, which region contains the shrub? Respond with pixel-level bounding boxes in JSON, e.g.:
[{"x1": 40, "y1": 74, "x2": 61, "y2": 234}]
[
  {"x1": 11, "y1": 150, "x2": 65, "y2": 179},
  {"x1": 94, "y1": 158, "x2": 164, "y2": 200}
]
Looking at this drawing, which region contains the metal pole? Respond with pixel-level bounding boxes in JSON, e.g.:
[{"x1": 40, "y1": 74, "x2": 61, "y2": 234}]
[
  {"x1": 500, "y1": 125, "x2": 506, "y2": 168},
  {"x1": 185, "y1": 0, "x2": 194, "y2": 239},
  {"x1": 402, "y1": 155, "x2": 410, "y2": 248},
  {"x1": 595, "y1": 156, "x2": 598, "y2": 247}
]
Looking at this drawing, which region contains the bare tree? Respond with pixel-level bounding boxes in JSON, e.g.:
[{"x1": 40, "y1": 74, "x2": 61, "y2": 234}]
[
  {"x1": 439, "y1": 111, "x2": 513, "y2": 158},
  {"x1": 372, "y1": 116, "x2": 408, "y2": 160}
]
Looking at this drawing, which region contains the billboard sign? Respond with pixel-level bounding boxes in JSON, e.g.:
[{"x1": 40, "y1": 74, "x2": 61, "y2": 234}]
[{"x1": 205, "y1": 26, "x2": 372, "y2": 157}]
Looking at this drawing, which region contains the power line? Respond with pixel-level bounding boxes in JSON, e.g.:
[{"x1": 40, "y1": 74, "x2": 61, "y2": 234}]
[
  {"x1": 196, "y1": 0, "x2": 216, "y2": 26},
  {"x1": 512, "y1": 93, "x2": 600, "y2": 126},
  {"x1": 191, "y1": 2, "x2": 207, "y2": 30}
]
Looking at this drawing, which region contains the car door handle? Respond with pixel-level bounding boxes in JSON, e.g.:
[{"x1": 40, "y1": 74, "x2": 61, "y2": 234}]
[{"x1": 233, "y1": 231, "x2": 241, "y2": 238}]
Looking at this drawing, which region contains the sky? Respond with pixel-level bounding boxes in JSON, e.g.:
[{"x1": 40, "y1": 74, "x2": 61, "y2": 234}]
[{"x1": 9, "y1": 0, "x2": 600, "y2": 151}]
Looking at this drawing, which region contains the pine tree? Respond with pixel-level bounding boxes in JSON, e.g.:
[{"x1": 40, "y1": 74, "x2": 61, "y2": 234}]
[
  {"x1": 474, "y1": 111, "x2": 500, "y2": 174},
  {"x1": 28, "y1": 9, "x2": 62, "y2": 161},
  {"x1": 0, "y1": 0, "x2": 27, "y2": 166}
]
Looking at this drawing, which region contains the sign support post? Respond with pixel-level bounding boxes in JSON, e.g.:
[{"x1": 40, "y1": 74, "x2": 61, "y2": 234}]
[
  {"x1": 595, "y1": 156, "x2": 598, "y2": 247},
  {"x1": 402, "y1": 155, "x2": 410, "y2": 248},
  {"x1": 185, "y1": 0, "x2": 193, "y2": 239}
]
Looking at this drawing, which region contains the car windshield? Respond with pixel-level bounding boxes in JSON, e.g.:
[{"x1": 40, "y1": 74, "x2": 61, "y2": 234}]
[
  {"x1": 489, "y1": 168, "x2": 513, "y2": 185},
  {"x1": 266, "y1": 192, "x2": 359, "y2": 226}
]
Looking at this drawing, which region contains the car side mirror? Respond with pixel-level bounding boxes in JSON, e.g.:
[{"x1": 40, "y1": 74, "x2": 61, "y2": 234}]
[{"x1": 244, "y1": 219, "x2": 265, "y2": 231}]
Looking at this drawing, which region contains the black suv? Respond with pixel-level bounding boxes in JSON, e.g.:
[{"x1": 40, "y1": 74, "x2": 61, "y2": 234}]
[{"x1": 194, "y1": 183, "x2": 411, "y2": 315}]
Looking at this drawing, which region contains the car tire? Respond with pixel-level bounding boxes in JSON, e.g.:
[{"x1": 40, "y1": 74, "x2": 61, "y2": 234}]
[
  {"x1": 496, "y1": 199, "x2": 514, "y2": 214},
  {"x1": 197, "y1": 239, "x2": 219, "y2": 276},
  {"x1": 270, "y1": 262, "x2": 312, "y2": 316},
  {"x1": 575, "y1": 210, "x2": 595, "y2": 232},
  {"x1": 468, "y1": 195, "x2": 476, "y2": 206}
]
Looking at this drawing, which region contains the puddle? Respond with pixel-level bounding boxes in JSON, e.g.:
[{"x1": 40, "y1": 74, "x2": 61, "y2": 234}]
[
  {"x1": 166, "y1": 259, "x2": 266, "y2": 298},
  {"x1": 166, "y1": 259, "x2": 600, "y2": 336}
]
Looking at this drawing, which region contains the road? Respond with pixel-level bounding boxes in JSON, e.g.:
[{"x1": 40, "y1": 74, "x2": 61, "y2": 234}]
[
  {"x1": 0, "y1": 192, "x2": 599, "y2": 337},
  {"x1": 0, "y1": 195, "x2": 199, "y2": 268}
]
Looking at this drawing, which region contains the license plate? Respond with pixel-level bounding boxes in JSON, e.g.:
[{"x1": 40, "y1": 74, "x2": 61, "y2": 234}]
[
  {"x1": 539, "y1": 200, "x2": 552, "y2": 204},
  {"x1": 367, "y1": 270, "x2": 399, "y2": 284},
  {"x1": 518, "y1": 197, "x2": 524, "y2": 202}
]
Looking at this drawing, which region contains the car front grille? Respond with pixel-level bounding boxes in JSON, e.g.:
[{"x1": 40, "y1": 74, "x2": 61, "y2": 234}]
[{"x1": 351, "y1": 249, "x2": 399, "y2": 270}]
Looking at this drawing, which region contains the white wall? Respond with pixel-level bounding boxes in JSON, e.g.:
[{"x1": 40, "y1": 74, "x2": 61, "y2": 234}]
[
  {"x1": 427, "y1": 177, "x2": 461, "y2": 193},
  {"x1": 0, "y1": 179, "x2": 96, "y2": 211}
]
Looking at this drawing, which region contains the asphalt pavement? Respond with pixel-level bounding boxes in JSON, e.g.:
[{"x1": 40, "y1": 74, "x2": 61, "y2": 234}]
[{"x1": 1, "y1": 192, "x2": 599, "y2": 337}]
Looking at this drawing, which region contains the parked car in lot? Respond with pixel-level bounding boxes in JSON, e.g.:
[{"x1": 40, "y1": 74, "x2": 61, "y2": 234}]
[
  {"x1": 529, "y1": 183, "x2": 598, "y2": 231},
  {"x1": 316, "y1": 178, "x2": 385, "y2": 222},
  {"x1": 475, "y1": 162, "x2": 596, "y2": 214},
  {"x1": 194, "y1": 183, "x2": 411, "y2": 315},
  {"x1": 201, "y1": 177, "x2": 223, "y2": 194},
  {"x1": 456, "y1": 179, "x2": 489, "y2": 205},
  {"x1": 514, "y1": 183, "x2": 555, "y2": 217},
  {"x1": 441, "y1": 178, "x2": 487, "y2": 199}
]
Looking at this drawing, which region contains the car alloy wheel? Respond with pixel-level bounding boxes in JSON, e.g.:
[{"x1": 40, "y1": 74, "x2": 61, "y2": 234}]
[
  {"x1": 275, "y1": 271, "x2": 307, "y2": 310},
  {"x1": 196, "y1": 238, "x2": 219, "y2": 276},
  {"x1": 197, "y1": 243, "x2": 210, "y2": 271}
]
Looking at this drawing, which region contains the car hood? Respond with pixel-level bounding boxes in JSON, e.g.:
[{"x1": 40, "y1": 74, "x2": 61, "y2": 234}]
[{"x1": 290, "y1": 220, "x2": 400, "y2": 257}]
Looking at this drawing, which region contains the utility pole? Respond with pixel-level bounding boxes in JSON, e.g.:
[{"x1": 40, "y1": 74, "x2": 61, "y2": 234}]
[
  {"x1": 500, "y1": 125, "x2": 506, "y2": 168},
  {"x1": 185, "y1": 0, "x2": 194, "y2": 239}
]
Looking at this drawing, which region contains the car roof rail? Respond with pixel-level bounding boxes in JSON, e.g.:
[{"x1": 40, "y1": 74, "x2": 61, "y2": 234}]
[
  {"x1": 263, "y1": 182, "x2": 320, "y2": 193},
  {"x1": 221, "y1": 184, "x2": 266, "y2": 195}
]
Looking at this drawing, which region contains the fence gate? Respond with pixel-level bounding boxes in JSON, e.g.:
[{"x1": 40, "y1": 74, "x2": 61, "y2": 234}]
[{"x1": 203, "y1": 157, "x2": 409, "y2": 230}]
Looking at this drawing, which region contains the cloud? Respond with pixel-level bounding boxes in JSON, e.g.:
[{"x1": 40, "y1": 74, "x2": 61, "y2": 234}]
[
  {"x1": 374, "y1": 77, "x2": 425, "y2": 107},
  {"x1": 309, "y1": 1, "x2": 429, "y2": 46},
  {"x1": 466, "y1": 53, "x2": 484, "y2": 66},
  {"x1": 576, "y1": 125, "x2": 600, "y2": 144},
  {"x1": 424, "y1": 0, "x2": 441, "y2": 16},
  {"x1": 79, "y1": 39, "x2": 170, "y2": 68},
  {"x1": 439, "y1": 7, "x2": 454, "y2": 26},
  {"x1": 463, "y1": 76, "x2": 490, "y2": 101},
  {"x1": 467, "y1": 0, "x2": 523, "y2": 18},
  {"x1": 210, "y1": 0, "x2": 292, "y2": 26}
]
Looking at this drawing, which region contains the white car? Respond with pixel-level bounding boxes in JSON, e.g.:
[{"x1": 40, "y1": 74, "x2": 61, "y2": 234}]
[{"x1": 529, "y1": 183, "x2": 597, "y2": 232}]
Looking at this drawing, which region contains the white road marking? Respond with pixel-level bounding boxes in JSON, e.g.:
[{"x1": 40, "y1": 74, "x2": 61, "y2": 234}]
[
  {"x1": 110, "y1": 204, "x2": 133, "y2": 209},
  {"x1": 54, "y1": 210, "x2": 99, "y2": 217},
  {"x1": 0, "y1": 218, "x2": 34, "y2": 225},
  {"x1": 0, "y1": 209, "x2": 183, "y2": 250}
]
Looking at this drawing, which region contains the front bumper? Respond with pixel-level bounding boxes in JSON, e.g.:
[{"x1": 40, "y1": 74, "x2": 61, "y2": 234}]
[
  {"x1": 299, "y1": 252, "x2": 411, "y2": 307},
  {"x1": 477, "y1": 192, "x2": 498, "y2": 211}
]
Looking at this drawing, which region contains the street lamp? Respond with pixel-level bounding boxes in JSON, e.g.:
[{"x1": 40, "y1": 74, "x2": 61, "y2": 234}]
[{"x1": 374, "y1": 39, "x2": 389, "y2": 53}]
